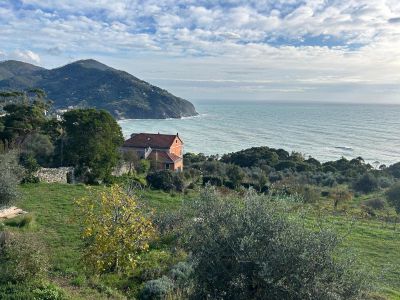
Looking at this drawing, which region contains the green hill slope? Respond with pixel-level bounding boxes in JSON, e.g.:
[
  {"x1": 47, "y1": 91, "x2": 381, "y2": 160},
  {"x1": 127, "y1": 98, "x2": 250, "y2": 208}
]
[{"x1": 0, "y1": 59, "x2": 198, "y2": 119}]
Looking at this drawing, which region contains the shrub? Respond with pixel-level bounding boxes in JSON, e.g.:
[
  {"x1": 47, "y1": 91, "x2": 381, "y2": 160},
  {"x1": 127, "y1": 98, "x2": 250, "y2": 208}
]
[
  {"x1": 169, "y1": 261, "x2": 193, "y2": 285},
  {"x1": 377, "y1": 176, "x2": 393, "y2": 189},
  {"x1": 136, "y1": 250, "x2": 174, "y2": 282},
  {"x1": 137, "y1": 159, "x2": 151, "y2": 174},
  {"x1": 297, "y1": 185, "x2": 320, "y2": 203},
  {"x1": 363, "y1": 198, "x2": 385, "y2": 210},
  {"x1": 0, "y1": 282, "x2": 37, "y2": 299},
  {"x1": 19, "y1": 153, "x2": 40, "y2": 183},
  {"x1": 353, "y1": 173, "x2": 379, "y2": 194},
  {"x1": 139, "y1": 276, "x2": 174, "y2": 300},
  {"x1": 32, "y1": 281, "x2": 66, "y2": 300},
  {"x1": 182, "y1": 188, "x2": 367, "y2": 299},
  {"x1": 0, "y1": 152, "x2": 23, "y2": 208},
  {"x1": 202, "y1": 175, "x2": 223, "y2": 186},
  {"x1": 0, "y1": 232, "x2": 49, "y2": 283},
  {"x1": 75, "y1": 185, "x2": 155, "y2": 274},
  {"x1": 386, "y1": 183, "x2": 400, "y2": 214},
  {"x1": 226, "y1": 164, "x2": 245, "y2": 188},
  {"x1": 331, "y1": 187, "x2": 353, "y2": 210},
  {"x1": 274, "y1": 160, "x2": 297, "y2": 171},
  {"x1": 146, "y1": 171, "x2": 184, "y2": 192}
]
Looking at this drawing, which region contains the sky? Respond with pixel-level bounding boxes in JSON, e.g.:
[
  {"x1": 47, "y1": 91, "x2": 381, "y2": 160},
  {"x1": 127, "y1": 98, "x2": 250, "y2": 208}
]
[{"x1": 1, "y1": 0, "x2": 400, "y2": 103}]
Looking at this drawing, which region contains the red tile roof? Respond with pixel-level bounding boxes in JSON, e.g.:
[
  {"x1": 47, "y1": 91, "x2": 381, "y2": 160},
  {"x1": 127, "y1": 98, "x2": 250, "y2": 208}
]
[
  {"x1": 148, "y1": 151, "x2": 182, "y2": 163},
  {"x1": 123, "y1": 133, "x2": 183, "y2": 149}
]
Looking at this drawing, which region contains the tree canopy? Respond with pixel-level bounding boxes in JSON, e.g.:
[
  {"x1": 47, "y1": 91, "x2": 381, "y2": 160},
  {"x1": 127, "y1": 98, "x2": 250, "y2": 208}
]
[
  {"x1": 183, "y1": 188, "x2": 367, "y2": 299},
  {"x1": 63, "y1": 109, "x2": 124, "y2": 182}
]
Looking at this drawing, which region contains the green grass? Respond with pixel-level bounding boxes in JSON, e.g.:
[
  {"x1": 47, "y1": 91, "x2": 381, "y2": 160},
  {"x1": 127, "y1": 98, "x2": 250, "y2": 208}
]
[
  {"x1": 13, "y1": 183, "x2": 188, "y2": 299},
  {"x1": 4, "y1": 183, "x2": 400, "y2": 299},
  {"x1": 322, "y1": 216, "x2": 400, "y2": 299}
]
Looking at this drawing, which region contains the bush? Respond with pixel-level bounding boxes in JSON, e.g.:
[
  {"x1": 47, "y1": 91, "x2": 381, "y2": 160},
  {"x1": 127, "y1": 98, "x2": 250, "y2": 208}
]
[
  {"x1": 363, "y1": 198, "x2": 385, "y2": 210},
  {"x1": 169, "y1": 261, "x2": 193, "y2": 286},
  {"x1": 19, "y1": 153, "x2": 40, "y2": 183},
  {"x1": 136, "y1": 250, "x2": 174, "y2": 282},
  {"x1": 297, "y1": 185, "x2": 320, "y2": 203},
  {"x1": 353, "y1": 173, "x2": 379, "y2": 194},
  {"x1": 139, "y1": 276, "x2": 174, "y2": 300},
  {"x1": 0, "y1": 282, "x2": 37, "y2": 299},
  {"x1": 137, "y1": 159, "x2": 151, "y2": 174},
  {"x1": 386, "y1": 183, "x2": 400, "y2": 214},
  {"x1": 32, "y1": 281, "x2": 66, "y2": 300},
  {"x1": 0, "y1": 232, "x2": 49, "y2": 283},
  {"x1": 0, "y1": 152, "x2": 23, "y2": 208},
  {"x1": 146, "y1": 170, "x2": 184, "y2": 192},
  {"x1": 75, "y1": 185, "x2": 155, "y2": 274},
  {"x1": 182, "y1": 188, "x2": 367, "y2": 299}
]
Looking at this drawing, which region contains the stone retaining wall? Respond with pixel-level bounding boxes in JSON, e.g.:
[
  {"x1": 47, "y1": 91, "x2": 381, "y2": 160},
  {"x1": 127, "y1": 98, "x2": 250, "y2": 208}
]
[{"x1": 36, "y1": 167, "x2": 74, "y2": 183}]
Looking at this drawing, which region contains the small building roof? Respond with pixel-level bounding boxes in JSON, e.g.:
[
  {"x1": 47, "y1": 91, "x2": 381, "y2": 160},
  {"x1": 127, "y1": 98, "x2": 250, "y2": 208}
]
[
  {"x1": 148, "y1": 151, "x2": 182, "y2": 163},
  {"x1": 123, "y1": 133, "x2": 183, "y2": 149}
]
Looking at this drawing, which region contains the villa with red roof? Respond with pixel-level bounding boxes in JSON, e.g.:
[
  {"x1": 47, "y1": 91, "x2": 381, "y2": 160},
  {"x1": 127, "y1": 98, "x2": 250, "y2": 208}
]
[{"x1": 122, "y1": 133, "x2": 184, "y2": 171}]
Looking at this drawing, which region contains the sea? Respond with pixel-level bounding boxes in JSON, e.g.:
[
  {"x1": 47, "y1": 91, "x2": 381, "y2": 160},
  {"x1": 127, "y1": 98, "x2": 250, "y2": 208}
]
[{"x1": 118, "y1": 101, "x2": 400, "y2": 166}]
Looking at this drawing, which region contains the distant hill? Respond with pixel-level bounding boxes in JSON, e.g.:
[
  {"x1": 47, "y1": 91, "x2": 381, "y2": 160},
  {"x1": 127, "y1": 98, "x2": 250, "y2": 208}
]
[{"x1": 0, "y1": 59, "x2": 198, "y2": 119}]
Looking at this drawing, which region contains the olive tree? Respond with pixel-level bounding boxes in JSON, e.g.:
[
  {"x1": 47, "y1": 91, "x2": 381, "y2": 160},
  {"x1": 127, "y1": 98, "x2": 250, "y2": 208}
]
[
  {"x1": 0, "y1": 152, "x2": 23, "y2": 208},
  {"x1": 386, "y1": 183, "x2": 400, "y2": 220},
  {"x1": 182, "y1": 188, "x2": 367, "y2": 300}
]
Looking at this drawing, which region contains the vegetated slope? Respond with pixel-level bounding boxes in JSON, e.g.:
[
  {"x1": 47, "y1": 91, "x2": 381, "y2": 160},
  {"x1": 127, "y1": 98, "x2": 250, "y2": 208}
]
[{"x1": 0, "y1": 59, "x2": 198, "y2": 119}]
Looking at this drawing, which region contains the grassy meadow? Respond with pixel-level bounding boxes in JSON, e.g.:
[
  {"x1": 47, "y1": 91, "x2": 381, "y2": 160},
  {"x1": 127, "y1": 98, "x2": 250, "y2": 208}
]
[{"x1": 0, "y1": 183, "x2": 398, "y2": 299}]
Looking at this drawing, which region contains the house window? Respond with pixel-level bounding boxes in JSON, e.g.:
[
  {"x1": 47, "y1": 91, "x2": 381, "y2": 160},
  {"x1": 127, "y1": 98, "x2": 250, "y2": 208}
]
[{"x1": 165, "y1": 163, "x2": 171, "y2": 170}]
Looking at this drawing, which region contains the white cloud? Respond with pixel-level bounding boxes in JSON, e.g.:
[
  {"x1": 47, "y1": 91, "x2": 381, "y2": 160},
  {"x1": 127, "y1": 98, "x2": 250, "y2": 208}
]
[
  {"x1": 11, "y1": 50, "x2": 41, "y2": 64},
  {"x1": 1, "y1": 0, "x2": 400, "y2": 101}
]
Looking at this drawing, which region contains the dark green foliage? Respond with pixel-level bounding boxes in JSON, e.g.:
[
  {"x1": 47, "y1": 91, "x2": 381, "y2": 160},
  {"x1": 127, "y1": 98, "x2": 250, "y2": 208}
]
[
  {"x1": 183, "y1": 189, "x2": 367, "y2": 300},
  {"x1": 386, "y1": 183, "x2": 400, "y2": 214},
  {"x1": 146, "y1": 170, "x2": 184, "y2": 192},
  {"x1": 0, "y1": 151, "x2": 23, "y2": 208},
  {"x1": 0, "y1": 99, "x2": 49, "y2": 148},
  {"x1": 183, "y1": 152, "x2": 208, "y2": 166},
  {"x1": 139, "y1": 276, "x2": 174, "y2": 300},
  {"x1": 0, "y1": 59, "x2": 197, "y2": 119},
  {"x1": 32, "y1": 282, "x2": 66, "y2": 300},
  {"x1": 226, "y1": 164, "x2": 245, "y2": 188},
  {"x1": 353, "y1": 173, "x2": 379, "y2": 194},
  {"x1": 62, "y1": 109, "x2": 124, "y2": 183},
  {"x1": 275, "y1": 160, "x2": 297, "y2": 171},
  {"x1": 221, "y1": 146, "x2": 279, "y2": 167},
  {"x1": 387, "y1": 162, "x2": 400, "y2": 178},
  {"x1": 169, "y1": 262, "x2": 193, "y2": 285},
  {"x1": 202, "y1": 175, "x2": 223, "y2": 186},
  {"x1": 20, "y1": 153, "x2": 40, "y2": 183},
  {"x1": 21, "y1": 133, "x2": 54, "y2": 165},
  {"x1": 184, "y1": 145, "x2": 396, "y2": 194},
  {"x1": 0, "y1": 281, "x2": 66, "y2": 300}
]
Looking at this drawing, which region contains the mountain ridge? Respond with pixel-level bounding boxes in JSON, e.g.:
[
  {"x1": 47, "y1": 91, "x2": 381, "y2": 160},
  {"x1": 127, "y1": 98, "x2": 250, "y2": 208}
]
[{"x1": 0, "y1": 59, "x2": 198, "y2": 119}]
